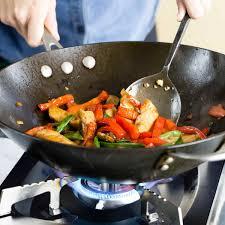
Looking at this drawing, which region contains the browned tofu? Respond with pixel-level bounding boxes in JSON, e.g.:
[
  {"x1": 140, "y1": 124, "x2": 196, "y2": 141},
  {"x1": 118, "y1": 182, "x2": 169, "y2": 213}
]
[
  {"x1": 35, "y1": 129, "x2": 77, "y2": 146},
  {"x1": 135, "y1": 99, "x2": 159, "y2": 133},
  {"x1": 79, "y1": 110, "x2": 95, "y2": 125},
  {"x1": 49, "y1": 106, "x2": 80, "y2": 128}
]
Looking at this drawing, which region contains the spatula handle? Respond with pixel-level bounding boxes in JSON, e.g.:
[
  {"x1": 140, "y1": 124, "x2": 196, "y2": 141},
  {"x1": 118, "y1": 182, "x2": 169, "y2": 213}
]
[
  {"x1": 163, "y1": 13, "x2": 190, "y2": 71},
  {"x1": 42, "y1": 28, "x2": 63, "y2": 51}
]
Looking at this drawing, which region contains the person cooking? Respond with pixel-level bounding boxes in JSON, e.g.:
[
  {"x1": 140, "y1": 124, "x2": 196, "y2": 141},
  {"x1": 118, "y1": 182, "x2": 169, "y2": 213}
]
[
  {"x1": 0, "y1": 0, "x2": 210, "y2": 63},
  {"x1": 0, "y1": 0, "x2": 211, "y2": 185}
]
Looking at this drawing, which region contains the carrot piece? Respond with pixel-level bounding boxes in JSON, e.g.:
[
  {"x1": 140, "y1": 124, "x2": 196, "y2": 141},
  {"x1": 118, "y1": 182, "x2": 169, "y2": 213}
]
[
  {"x1": 117, "y1": 106, "x2": 139, "y2": 120},
  {"x1": 177, "y1": 126, "x2": 207, "y2": 139},
  {"x1": 94, "y1": 104, "x2": 104, "y2": 122},
  {"x1": 152, "y1": 117, "x2": 166, "y2": 137},
  {"x1": 98, "y1": 126, "x2": 127, "y2": 140},
  {"x1": 68, "y1": 91, "x2": 109, "y2": 114},
  {"x1": 98, "y1": 118, "x2": 127, "y2": 139},
  {"x1": 139, "y1": 137, "x2": 166, "y2": 146},
  {"x1": 165, "y1": 119, "x2": 177, "y2": 131},
  {"x1": 139, "y1": 132, "x2": 152, "y2": 139},
  {"x1": 38, "y1": 95, "x2": 74, "y2": 112},
  {"x1": 115, "y1": 115, "x2": 140, "y2": 140}
]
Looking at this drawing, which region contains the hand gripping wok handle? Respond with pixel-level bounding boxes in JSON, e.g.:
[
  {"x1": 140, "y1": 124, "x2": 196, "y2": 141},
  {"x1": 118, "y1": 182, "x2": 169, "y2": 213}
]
[
  {"x1": 170, "y1": 142, "x2": 225, "y2": 162},
  {"x1": 163, "y1": 13, "x2": 190, "y2": 71},
  {"x1": 42, "y1": 28, "x2": 63, "y2": 51}
]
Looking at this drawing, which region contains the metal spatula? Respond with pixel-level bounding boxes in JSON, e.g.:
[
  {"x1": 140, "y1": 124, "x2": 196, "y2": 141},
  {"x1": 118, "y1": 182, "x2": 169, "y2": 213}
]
[{"x1": 127, "y1": 14, "x2": 190, "y2": 123}]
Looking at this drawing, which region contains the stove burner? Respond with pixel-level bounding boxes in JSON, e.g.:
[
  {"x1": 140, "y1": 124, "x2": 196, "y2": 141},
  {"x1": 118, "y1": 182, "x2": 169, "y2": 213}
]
[
  {"x1": 70, "y1": 179, "x2": 140, "y2": 210},
  {"x1": 60, "y1": 182, "x2": 142, "y2": 222}
]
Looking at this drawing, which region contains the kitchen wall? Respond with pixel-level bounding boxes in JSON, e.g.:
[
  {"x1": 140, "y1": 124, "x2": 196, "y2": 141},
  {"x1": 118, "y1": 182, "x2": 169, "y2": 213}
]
[{"x1": 156, "y1": 0, "x2": 225, "y2": 54}]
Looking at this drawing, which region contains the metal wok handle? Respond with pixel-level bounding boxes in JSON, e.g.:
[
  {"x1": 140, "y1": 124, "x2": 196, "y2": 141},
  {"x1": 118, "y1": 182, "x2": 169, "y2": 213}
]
[
  {"x1": 42, "y1": 28, "x2": 63, "y2": 51},
  {"x1": 170, "y1": 142, "x2": 225, "y2": 162}
]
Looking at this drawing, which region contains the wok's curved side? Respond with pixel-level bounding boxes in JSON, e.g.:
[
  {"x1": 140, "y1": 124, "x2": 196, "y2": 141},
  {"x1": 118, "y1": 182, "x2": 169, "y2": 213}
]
[
  {"x1": 1, "y1": 123, "x2": 224, "y2": 183},
  {"x1": 0, "y1": 42, "x2": 224, "y2": 182}
]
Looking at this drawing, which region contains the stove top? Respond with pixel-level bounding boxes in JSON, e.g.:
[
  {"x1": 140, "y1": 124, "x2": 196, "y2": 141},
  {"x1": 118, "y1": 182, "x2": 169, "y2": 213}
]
[{"x1": 0, "y1": 137, "x2": 224, "y2": 225}]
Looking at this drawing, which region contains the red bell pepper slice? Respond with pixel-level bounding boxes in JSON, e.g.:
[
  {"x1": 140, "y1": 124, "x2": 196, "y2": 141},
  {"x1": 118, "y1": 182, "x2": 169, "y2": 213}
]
[
  {"x1": 139, "y1": 137, "x2": 166, "y2": 146},
  {"x1": 201, "y1": 127, "x2": 210, "y2": 135},
  {"x1": 94, "y1": 104, "x2": 104, "y2": 122},
  {"x1": 117, "y1": 106, "x2": 139, "y2": 120},
  {"x1": 208, "y1": 104, "x2": 225, "y2": 119},
  {"x1": 177, "y1": 126, "x2": 207, "y2": 139},
  {"x1": 98, "y1": 126, "x2": 126, "y2": 139},
  {"x1": 152, "y1": 117, "x2": 166, "y2": 137},
  {"x1": 139, "y1": 132, "x2": 152, "y2": 139},
  {"x1": 165, "y1": 119, "x2": 177, "y2": 131},
  {"x1": 38, "y1": 94, "x2": 74, "y2": 111},
  {"x1": 98, "y1": 118, "x2": 127, "y2": 139},
  {"x1": 115, "y1": 115, "x2": 140, "y2": 140}
]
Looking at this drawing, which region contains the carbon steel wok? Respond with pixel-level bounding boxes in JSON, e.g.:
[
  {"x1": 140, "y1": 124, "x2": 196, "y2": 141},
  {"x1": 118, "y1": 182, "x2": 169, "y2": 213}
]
[{"x1": 0, "y1": 41, "x2": 225, "y2": 183}]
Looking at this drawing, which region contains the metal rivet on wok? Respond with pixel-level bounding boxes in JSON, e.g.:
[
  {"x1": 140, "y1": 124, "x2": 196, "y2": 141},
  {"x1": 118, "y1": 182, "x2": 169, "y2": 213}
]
[
  {"x1": 164, "y1": 157, "x2": 174, "y2": 164},
  {"x1": 158, "y1": 195, "x2": 162, "y2": 199},
  {"x1": 160, "y1": 164, "x2": 169, "y2": 171}
]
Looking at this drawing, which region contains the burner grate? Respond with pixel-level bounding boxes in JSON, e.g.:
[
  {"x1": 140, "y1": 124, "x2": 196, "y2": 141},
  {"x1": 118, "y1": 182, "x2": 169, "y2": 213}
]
[{"x1": 0, "y1": 177, "x2": 183, "y2": 224}]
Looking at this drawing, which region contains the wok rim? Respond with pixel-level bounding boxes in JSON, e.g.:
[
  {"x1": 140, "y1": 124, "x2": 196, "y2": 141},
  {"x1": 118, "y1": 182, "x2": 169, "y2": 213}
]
[{"x1": 0, "y1": 41, "x2": 224, "y2": 153}]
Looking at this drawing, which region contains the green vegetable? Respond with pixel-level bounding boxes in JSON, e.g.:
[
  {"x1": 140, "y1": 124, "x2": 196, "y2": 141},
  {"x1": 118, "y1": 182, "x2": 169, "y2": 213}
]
[
  {"x1": 104, "y1": 113, "x2": 111, "y2": 118},
  {"x1": 64, "y1": 131, "x2": 83, "y2": 141},
  {"x1": 175, "y1": 137, "x2": 183, "y2": 145},
  {"x1": 94, "y1": 136, "x2": 101, "y2": 148},
  {"x1": 100, "y1": 141, "x2": 144, "y2": 148},
  {"x1": 56, "y1": 115, "x2": 75, "y2": 133},
  {"x1": 160, "y1": 130, "x2": 182, "y2": 145},
  {"x1": 116, "y1": 139, "x2": 130, "y2": 143}
]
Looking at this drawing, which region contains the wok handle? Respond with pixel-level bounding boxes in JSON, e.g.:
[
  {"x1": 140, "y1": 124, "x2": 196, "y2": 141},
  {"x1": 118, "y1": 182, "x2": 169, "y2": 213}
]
[
  {"x1": 163, "y1": 13, "x2": 190, "y2": 71},
  {"x1": 42, "y1": 28, "x2": 63, "y2": 51},
  {"x1": 170, "y1": 142, "x2": 225, "y2": 162}
]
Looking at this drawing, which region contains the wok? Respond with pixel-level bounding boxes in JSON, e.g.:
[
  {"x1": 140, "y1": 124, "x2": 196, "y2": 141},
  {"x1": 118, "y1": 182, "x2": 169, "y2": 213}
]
[{"x1": 0, "y1": 39, "x2": 225, "y2": 183}]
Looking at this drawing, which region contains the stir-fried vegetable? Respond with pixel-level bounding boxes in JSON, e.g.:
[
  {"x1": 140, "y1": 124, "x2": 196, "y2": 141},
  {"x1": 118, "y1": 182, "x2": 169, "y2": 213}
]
[
  {"x1": 64, "y1": 131, "x2": 83, "y2": 141},
  {"x1": 152, "y1": 117, "x2": 166, "y2": 137},
  {"x1": 160, "y1": 130, "x2": 182, "y2": 145},
  {"x1": 38, "y1": 94, "x2": 74, "y2": 111},
  {"x1": 115, "y1": 115, "x2": 140, "y2": 140},
  {"x1": 26, "y1": 89, "x2": 208, "y2": 148},
  {"x1": 177, "y1": 126, "x2": 206, "y2": 140},
  {"x1": 94, "y1": 136, "x2": 101, "y2": 148},
  {"x1": 56, "y1": 115, "x2": 75, "y2": 133},
  {"x1": 67, "y1": 91, "x2": 109, "y2": 114},
  {"x1": 26, "y1": 124, "x2": 53, "y2": 136}
]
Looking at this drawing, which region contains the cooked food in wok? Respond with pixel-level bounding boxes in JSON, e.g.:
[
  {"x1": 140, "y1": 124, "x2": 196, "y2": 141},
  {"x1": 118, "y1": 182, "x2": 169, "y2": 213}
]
[{"x1": 26, "y1": 89, "x2": 208, "y2": 148}]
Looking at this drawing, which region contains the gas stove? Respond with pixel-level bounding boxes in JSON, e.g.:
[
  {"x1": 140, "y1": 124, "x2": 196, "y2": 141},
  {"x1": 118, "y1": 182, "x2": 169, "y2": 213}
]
[{"x1": 0, "y1": 137, "x2": 224, "y2": 225}]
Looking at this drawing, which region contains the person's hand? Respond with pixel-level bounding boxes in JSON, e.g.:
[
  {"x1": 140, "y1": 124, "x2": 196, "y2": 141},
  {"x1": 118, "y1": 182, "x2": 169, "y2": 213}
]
[
  {"x1": 176, "y1": 0, "x2": 211, "y2": 21},
  {"x1": 0, "y1": 0, "x2": 59, "y2": 47}
]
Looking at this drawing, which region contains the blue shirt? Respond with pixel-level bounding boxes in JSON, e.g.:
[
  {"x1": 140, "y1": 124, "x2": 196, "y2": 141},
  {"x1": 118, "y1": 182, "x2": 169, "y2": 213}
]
[{"x1": 0, "y1": 0, "x2": 158, "y2": 62}]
